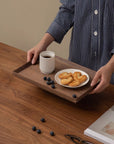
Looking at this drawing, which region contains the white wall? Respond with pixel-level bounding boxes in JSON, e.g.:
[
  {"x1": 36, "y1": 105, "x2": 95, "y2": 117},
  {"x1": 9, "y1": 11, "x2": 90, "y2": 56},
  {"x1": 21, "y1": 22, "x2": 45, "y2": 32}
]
[{"x1": 0, "y1": 0, "x2": 72, "y2": 59}]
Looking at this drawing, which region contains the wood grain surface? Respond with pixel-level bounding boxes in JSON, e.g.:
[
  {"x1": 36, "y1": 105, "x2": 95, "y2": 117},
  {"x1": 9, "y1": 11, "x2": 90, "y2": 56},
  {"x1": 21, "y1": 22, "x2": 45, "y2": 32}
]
[
  {"x1": 13, "y1": 55, "x2": 96, "y2": 103},
  {"x1": 0, "y1": 42, "x2": 114, "y2": 144}
]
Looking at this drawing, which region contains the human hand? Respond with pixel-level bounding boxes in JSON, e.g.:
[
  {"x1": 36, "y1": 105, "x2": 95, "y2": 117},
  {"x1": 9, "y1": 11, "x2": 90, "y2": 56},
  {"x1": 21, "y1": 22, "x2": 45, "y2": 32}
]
[
  {"x1": 27, "y1": 33, "x2": 54, "y2": 64},
  {"x1": 27, "y1": 42, "x2": 46, "y2": 64},
  {"x1": 90, "y1": 65, "x2": 112, "y2": 94}
]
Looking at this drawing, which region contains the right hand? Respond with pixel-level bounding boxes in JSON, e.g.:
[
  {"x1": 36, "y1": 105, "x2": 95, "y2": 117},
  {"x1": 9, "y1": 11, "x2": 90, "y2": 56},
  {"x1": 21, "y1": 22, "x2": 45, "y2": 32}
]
[
  {"x1": 27, "y1": 42, "x2": 47, "y2": 64},
  {"x1": 27, "y1": 33, "x2": 55, "y2": 64}
]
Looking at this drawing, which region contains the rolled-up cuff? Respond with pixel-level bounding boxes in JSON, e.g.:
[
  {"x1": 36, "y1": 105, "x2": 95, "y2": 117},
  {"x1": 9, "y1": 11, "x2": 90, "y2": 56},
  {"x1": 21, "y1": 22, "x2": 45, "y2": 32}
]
[
  {"x1": 46, "y1": 21, "x2": 66, "y2": 43},
  {"x1": 111, "y1": 48, "x2": 114, "y2": 55}
]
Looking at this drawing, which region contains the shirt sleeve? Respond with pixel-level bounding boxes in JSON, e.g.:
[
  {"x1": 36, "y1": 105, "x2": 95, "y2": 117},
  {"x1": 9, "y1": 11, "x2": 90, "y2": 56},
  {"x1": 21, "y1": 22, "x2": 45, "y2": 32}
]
[
  {"x1": 111, "y1": 49, "x2": 114, "y2": 54},
  {"x1": 46, "y1": 0, "x2": 75, "y2": 43},
  {"x1": 111, "y1": 21, "x2": 114, "y2": 54}
]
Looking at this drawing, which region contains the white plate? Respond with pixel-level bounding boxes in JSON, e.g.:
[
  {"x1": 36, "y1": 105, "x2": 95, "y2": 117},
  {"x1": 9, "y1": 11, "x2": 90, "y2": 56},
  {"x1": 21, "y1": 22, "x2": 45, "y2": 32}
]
[{"x1": 55, "y1": 69, "x2": 89, "y2": 88}]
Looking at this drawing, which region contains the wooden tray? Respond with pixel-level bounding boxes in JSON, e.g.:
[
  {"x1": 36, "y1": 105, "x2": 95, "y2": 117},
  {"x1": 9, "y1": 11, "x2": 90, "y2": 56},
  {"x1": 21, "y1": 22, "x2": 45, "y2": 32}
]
[{"x1": 13, "y1": 56, "x2": 96, "y2": 103}]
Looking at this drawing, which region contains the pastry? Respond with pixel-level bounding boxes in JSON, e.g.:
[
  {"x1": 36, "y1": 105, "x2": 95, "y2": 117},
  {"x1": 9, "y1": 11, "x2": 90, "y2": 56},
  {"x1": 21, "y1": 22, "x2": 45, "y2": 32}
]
[
  {"x1": 77, "y1": 75, "x2": 87, "y2": 83},
  {"x1": 72, "y1": 72, "x2": 81, "y2": 80},
  {"x1": 68, "y1": 80, "x2": 80, "y2": 86},
  {"x1": 61, "y1": 76, "x2": 73, "y2": 85},
  {"x1": 58, "y1": 71, "x2": 87, "y2": 87},
  {"x1": 59, "y1": 72, "x2": 72, "y2": 79}
]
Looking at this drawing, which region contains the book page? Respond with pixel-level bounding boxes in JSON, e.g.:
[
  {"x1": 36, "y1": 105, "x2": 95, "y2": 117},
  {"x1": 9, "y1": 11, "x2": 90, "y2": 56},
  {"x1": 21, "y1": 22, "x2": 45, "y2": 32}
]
[{"x1": 102, "y1": 122, "x2": 114, "y2": 137}]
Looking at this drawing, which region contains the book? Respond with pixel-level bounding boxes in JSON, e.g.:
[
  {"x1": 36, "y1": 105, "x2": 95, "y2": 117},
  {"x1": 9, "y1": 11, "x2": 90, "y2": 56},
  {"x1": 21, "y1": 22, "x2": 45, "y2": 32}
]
[{"x1": 84, "y1": 105, "x2": 114, "y2": 144}]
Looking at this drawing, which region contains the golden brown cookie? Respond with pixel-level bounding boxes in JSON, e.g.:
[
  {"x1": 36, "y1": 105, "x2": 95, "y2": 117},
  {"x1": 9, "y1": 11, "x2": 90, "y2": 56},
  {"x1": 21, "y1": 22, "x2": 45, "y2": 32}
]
[
  {"x1": 78, "y1": 75, "x2": 87, "y2": 83},
  {"x1": 72, "y1": 72, "x2": 81, "y2": 80},
  {"x1": 68, "y1": 80, "x2": 80, "y2": 87},
  {"x1": 59, "y1": 72, "x2": 72, "y2": 79},
  {"x1": 59, "y1": 71, "x2": 87, "y2": 87},
  {"x1": 61, "y1": 76, "x2": 73, "y2": 85}
]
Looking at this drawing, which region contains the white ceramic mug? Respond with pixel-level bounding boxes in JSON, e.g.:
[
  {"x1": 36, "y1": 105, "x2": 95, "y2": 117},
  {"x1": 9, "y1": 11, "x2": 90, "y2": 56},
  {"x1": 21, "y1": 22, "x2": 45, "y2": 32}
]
[{"x1": 39, "y1": 51, "x2": 55, "y2": 74}]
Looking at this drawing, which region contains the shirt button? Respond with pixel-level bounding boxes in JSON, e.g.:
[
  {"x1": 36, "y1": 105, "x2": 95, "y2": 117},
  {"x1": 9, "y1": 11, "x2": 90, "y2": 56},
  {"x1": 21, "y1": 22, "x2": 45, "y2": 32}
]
[
  {"x1": 94, "y1": 51, "x2": 97, "y2": 57},
  {"x1": 94, "y1": 31, "x2": 98, "y2": 36},
  {"x1": 94, "y1": 9, "x2": 98, "y2": 15}
]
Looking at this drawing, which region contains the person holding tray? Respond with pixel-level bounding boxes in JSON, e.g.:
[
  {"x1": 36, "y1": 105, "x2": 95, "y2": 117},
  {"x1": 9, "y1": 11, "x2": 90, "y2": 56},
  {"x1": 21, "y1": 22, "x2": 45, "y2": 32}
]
[{"x1": 27, "y1": 0, "x2": 114, "y2": 94}]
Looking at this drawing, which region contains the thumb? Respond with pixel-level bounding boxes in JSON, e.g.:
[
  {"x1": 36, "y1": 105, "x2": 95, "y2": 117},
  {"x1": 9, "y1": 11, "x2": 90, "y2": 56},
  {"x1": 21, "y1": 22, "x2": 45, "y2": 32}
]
[
  {"x1": 91, "y1": 71, "x2": 101, "y2": 87},
  {"x1": 32, "y1": 52, "x2": 39, "y2": 64}
]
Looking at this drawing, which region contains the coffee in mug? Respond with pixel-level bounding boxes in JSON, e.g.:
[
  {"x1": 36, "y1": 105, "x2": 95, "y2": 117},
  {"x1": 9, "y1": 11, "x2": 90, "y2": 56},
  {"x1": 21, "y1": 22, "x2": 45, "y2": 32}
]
[{"x1": 39, "y1": 51, "x2": 55, "y2": 74}]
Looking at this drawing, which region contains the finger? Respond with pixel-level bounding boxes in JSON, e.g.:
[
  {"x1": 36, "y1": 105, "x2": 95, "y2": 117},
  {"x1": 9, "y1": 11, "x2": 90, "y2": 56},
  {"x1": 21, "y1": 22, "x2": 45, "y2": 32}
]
[
  {"x1": 89, "y1": 82, "x2": 100, "y2": 94},
  {"x1": 27, "y1": 50, "x2": 34, "y2": 62},
  {"x1": 32, "y1": 52, "x2": 39, "y2": 64},
  {"x1": 91, "y1": 71, "x2": 101, "y2": 87},
  {"x1": 90, "y1": 81, "x2": 102, "y2": 94},
  {"x1": 90, "y1": 79, "x2": 107, "y2": 94}
]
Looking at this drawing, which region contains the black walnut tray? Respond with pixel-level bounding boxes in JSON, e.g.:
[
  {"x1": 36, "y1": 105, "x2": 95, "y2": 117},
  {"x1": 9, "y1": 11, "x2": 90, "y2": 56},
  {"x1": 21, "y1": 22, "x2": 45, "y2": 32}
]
[{"x1": 13, "y1": 56, "x2": 96, "y2": 103}]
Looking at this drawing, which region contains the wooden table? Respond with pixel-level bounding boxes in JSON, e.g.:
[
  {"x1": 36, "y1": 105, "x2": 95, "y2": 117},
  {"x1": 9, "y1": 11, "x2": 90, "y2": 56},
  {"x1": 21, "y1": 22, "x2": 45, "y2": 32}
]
[{"x1": 0, "y1": 42, "x2": 114, "y2": 144}]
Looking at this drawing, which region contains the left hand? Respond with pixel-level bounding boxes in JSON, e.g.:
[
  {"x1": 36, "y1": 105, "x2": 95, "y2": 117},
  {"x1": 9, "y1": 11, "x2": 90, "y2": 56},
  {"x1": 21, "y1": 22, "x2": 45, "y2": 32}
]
[{"x1": 90, "y1": 65, "x2": 112, "y2": 94}]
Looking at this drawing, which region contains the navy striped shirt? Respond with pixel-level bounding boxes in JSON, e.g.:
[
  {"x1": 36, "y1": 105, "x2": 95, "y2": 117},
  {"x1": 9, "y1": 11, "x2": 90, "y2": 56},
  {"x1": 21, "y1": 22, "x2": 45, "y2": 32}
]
[{"x1": 47, "y1": 0, "x2": 114, "y2": 84}]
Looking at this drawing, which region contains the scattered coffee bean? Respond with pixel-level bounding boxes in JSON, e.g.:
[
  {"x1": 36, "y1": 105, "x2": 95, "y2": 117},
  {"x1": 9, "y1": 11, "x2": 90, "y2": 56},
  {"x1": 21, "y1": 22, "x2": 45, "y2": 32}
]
[
  {"x1": 32, "y1": 126, "x2": 36, "y2": 131},
  {"x1": 37, "y1": 129, "x2": 41, "y2": 134}
]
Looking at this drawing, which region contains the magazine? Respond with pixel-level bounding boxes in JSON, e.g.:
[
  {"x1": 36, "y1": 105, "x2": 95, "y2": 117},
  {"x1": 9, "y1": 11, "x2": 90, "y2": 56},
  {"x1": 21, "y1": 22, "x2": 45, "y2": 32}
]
[{"x1": 84, "y1": 105, "x2": 114, "y2": 144}]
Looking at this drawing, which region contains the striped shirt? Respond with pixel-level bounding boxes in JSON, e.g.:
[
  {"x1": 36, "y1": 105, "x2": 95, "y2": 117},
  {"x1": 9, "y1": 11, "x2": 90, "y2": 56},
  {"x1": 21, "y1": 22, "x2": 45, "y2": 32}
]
[{"x1": 47, "y1": 0, "x2": 114, "y2": 84}]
